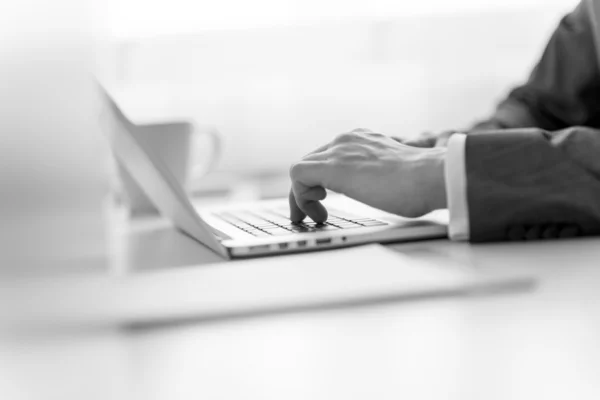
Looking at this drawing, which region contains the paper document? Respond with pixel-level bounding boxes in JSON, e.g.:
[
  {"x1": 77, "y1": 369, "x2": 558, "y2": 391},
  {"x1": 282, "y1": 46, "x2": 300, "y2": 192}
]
[{"x1": 2, "y1": 245, "x2": 534, "y2": 330}]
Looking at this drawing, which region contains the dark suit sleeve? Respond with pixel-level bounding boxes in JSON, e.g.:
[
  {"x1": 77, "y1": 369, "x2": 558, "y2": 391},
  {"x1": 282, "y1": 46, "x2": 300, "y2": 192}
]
[
  {"x1": 464, "y1": 1, "x2": 600, "y2": 241},
  {"x1": 466, "y1": 127, "x2": 600, "y2": 241},
  {"x1": 471, "y1": 0, "x2": 600, "y2": 131}
]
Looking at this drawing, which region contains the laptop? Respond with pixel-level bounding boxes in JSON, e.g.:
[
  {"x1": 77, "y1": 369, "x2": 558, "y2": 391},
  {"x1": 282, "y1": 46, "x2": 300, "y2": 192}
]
[{"x1": 102, "y1": 88, "x2": 448, "y2": 259}]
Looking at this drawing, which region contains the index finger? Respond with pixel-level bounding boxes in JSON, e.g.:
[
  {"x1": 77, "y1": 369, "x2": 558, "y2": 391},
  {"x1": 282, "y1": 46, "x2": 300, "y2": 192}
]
[
  {"x1": 289, "y1": 160, "x2": 331, "y2": 223},
  {"x1": 289, "y1": 189, "x2": 306, "y2": 223},
  {"x1": 288, "y1": 186, "x2": 328, "y2": 223}
]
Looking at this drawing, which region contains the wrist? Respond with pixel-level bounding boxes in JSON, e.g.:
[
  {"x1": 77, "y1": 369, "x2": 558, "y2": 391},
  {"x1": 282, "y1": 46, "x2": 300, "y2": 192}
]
[{"x1": 423, "y1": 147, "x2": 448, "y2": 211}]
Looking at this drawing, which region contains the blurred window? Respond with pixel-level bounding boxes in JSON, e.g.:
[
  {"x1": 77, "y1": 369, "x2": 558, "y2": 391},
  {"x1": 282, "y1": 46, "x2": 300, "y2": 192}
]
[{"x1": 105, "y1": 0, "x2": 578, "y2": 38}]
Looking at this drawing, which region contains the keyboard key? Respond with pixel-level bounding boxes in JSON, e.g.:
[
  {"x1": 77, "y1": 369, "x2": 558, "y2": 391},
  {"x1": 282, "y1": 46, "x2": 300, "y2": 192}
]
[
  {"x1": 251, "y1": 225, "x2": 277, "y2": 231},
  {"x1": 329, "y1": 212, "x2": 360, "y2": 220},
  {"x1": 251, "y1": 231, "x2": 272, "y2": 237},
  {"x1": 236, "y1": 212, "x2": 272, "y2": 226},
  {"x1": 262, "y1": 215, "x2": 290, "y2": 225},
  {"x1": 265, "y1": 228, "x2": 294, "y2": 236},
  {"x1": 262, "y1": 225, "x2": 291, "y2": 231},
  {"x1": 360, "y1": 220, "x2": 387, "y2": 227},
  {"x1": 269, "y1": 209, "x2": 291, "y2": 218},
  {"x1": 331, "y1": 220, "x2": 358, "y2": 224},
  {"x1": 330, "y1": 225, "x2": 361, "y2": 230},
  {"x1": 288, "y1": 225, "x2": 315, "y2": 233},
  {"x1": 329, "y1": 221, "x2": 359, "y2": 228},
  {"x1": 314, "y1": 224, "x2": 340, "y2": 231},
  {"x1": 239, "y1": 223, "x2": 260, "y2": 231}
]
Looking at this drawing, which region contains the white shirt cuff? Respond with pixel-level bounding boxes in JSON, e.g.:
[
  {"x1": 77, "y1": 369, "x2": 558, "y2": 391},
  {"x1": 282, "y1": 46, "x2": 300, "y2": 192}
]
[{"x1": 444, "y1": 133, "x2": 470, "y2": 240}]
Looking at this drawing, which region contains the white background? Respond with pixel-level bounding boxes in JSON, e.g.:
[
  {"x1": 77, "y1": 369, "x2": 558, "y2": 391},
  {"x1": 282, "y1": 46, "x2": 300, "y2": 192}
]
[{"x1": 97, "y1": 0, "x2": 580, "y2": 177}]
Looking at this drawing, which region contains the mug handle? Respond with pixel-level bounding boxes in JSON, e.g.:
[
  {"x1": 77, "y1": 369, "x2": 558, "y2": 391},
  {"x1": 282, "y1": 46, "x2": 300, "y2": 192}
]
[{"x1": 188, "y1": 122, "x2": 222, "y2": 183}]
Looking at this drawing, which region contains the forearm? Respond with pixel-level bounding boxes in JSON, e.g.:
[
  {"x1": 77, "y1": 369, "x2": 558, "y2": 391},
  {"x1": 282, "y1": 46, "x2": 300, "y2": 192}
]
[
  {"x1": 470, "y1": 0, "x2": 600, "y2": 132},
  {"x1": 465, "y1": 127, "x2": 600, "y2": 241}
]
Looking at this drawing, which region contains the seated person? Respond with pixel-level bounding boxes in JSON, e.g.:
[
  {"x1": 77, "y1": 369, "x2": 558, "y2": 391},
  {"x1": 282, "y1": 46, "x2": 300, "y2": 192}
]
[{"x1": 288, "y1": 0, "x2": 600, "y2": 242}]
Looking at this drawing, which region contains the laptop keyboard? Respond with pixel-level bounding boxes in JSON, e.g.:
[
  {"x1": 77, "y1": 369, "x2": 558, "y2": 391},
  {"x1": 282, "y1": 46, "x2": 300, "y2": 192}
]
[{"x1": 214, "y1": 209, "x2": 387, "y2": 237}]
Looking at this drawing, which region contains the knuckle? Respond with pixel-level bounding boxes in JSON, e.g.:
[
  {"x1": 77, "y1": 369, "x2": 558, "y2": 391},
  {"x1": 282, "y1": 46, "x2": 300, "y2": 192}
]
[
  {"x1": 332, "y1": 142, "x2": 362, "y2": 159},
  {"x1": 334, "y1": 131, "x2": 356, "y2": 143},
  {"x1": 289, "y1": 162, "x2": 301, "y2": 180},
  {"x1": 328, "y1": 144, "x2": 347, "y2": 160}
]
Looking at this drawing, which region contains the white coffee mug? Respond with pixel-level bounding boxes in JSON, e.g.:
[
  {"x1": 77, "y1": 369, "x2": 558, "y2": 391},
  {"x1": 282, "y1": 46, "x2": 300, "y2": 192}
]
[{"x1": 114, "y1": 120, "x2": 221, "y2": 215}]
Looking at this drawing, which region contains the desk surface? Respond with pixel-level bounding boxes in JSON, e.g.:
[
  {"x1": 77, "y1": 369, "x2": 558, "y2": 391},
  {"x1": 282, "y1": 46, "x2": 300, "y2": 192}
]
[{"x1": 4, "y1": 209, "x2": 600, "y2": 400}]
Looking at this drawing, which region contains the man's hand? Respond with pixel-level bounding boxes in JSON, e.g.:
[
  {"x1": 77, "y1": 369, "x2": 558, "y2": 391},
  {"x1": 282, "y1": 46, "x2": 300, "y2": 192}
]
[{"x1": 289, "y1": 128, "x2": 447, "y2": 223}]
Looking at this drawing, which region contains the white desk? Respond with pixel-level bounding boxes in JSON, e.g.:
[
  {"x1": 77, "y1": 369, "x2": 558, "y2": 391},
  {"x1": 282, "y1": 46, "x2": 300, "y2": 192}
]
[{"x1": 4, "y1": 209, "x2": 600, "y2": 400}]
